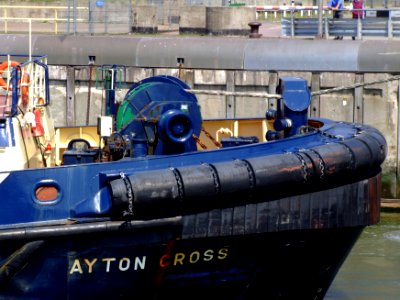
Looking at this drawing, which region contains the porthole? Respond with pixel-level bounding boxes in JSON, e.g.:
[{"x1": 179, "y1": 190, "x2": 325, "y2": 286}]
[{"x1": 34, "y1": 180, "x2": 60, "y2": 203}]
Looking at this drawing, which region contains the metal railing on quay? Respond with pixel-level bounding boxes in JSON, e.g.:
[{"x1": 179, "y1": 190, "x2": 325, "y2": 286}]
[
  {"x1": 279, "y1": 8, "x2": 400, "y2": 39},
  {"x1": 0, "y1": 5, "x2": 89, "y2": 34},
  {"x1": 0, "y1": 4, "x2": 132, "y2": 35},
  {"x1": 256, "y1": 5, "x2": 333, "y2": 19}
]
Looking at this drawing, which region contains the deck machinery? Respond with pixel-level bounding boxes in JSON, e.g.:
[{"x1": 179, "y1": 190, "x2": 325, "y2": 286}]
[{"x1": 64, "y1": 74, "x2": 311, "y2": 165}]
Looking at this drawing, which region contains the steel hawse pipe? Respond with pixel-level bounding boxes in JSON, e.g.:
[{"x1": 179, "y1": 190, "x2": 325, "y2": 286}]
[
  {"x1": 2, "y1": 35, "x2": 400, "y2": 72},
  {"x1": 0, "y1": 218, "x2": 182, "y2": 242},
  {"x1": 108, "y1": 124, "x2": 387, "y2": 220}
]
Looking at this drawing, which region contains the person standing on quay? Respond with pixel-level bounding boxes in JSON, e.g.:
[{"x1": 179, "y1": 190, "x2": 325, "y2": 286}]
[
  {"x1": 351, "y1": 0, "x2": 364, "y2": 40},
  {"x1": 328, "y1": 0, "x2": 344, "y2": 40}
]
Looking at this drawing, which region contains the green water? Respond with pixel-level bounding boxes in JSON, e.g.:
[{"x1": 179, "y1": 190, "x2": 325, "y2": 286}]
[{"x1": 326, "y1": 213, "x2": 400, "y2": 299}]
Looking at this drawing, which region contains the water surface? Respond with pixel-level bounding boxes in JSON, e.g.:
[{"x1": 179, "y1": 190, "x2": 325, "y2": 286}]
[{"x1": 326, "y1": 212, "x2": 400, "y2": 299}]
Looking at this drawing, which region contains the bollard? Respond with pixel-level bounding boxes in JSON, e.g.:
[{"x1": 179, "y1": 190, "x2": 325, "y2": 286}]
[{"x1": 248, "y1": 21, "x2": 262, "y2": 38}]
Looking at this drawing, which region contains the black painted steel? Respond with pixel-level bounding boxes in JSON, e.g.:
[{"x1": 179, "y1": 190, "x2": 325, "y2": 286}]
[{"x1": 109, "y1": 123, "x2": 386, "y2": 220}]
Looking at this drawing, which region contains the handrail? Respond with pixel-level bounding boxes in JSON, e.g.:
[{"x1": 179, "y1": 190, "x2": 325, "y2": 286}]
[
  {"x1": 0, "y1": 4, "x2": 132, "y2": 35},
  {"x1": 0, "y1": 5, "x2": 87, "y2": 10},
  {"x1": 0, "y1": 55, "x2": 48, "y2": 117},
  {"x1": 257, "y1": 6, "x2": 400, "y2": 20},
  {"x1": 0, "y1": 5, "x2": 87, "y2": 34},
  {"x1": 281, "y1": 8, "x2": 400, "y2": 39},
  {"x1": 1, "y1": 17, "x2": 85, "y2": 21}
]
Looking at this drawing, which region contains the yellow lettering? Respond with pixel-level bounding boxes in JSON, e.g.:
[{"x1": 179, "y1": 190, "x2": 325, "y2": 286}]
[
  {"x1": 70, "y1": 259, "x2": 83, "y2": 274},
  {"x1": 102, "y1": 258, "x2": 116, "y2": 272},
  {"x1": 119, "y1": 258, "x2": 130, "y2": 271},
  {"x1": 203, "y1": 249, "x2": 214, "y2": 261},
  {"x1": 218, "y1": 248, "x2": 228, "y2": 260},
  {"x1": 189, "y1": 251, "x2": 200, "y2": 263},
  {"x1": 84, "y1": 258, "x2": 98, "y2": 274},
  {"x1": 159, "y1": 255, "x2": 170, "y2": 267},
  {"x1": 174, "y1": 253, "x2": 185, "y2": 265}
]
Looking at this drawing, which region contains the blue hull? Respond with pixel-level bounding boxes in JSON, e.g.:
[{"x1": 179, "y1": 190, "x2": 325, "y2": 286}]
[
  {"x1": 0, "y1": 223, "x2": 364, "y2": 299},
  {"x1": 0, "y1": 171, "x2": 382, "y2": 299}
]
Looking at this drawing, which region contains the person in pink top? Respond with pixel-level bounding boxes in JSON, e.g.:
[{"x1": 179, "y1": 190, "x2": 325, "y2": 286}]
[{"x1": 351, "y1": 0, "x2": 364, "y2": 40}]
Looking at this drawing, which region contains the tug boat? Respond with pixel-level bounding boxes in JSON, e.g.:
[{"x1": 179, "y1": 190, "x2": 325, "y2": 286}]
[{"x1": 0, "y1": 56, "x2": 386, "y2": 299}]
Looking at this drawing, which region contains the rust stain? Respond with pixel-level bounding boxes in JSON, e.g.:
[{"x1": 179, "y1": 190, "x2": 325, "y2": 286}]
[
  {"x1": 368, "y1": 174, "x2": 381, "y2": 225},
  {"x1": 152, "y1": 238, "x2": 178, "y2": 298}
]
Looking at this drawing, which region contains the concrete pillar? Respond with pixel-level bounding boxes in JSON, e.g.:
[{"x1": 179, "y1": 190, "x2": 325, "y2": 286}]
[
  {"x1": 179, "y1": 6, "x2": 207, "y2": 35},
  {"x1": 310, "y1": 73, "x2": 320, "y2": 118},
  {"x1": 132, "y1": 5, "x2": 158, "y2": 34},
  {"x1": 353, "y1": 74, "x2": 364, "y2": 123},
  {"x1": 226, "y1": 71, "x2": 235, "y2": 118},
  {"x1": 66, "y1": 67, "x2": 75, "y2": 127},
  {"x1": 268, "y1": 72, "x2": 278, "y2": 113},
  {"x1": 206, "y1": 6, "x2": 257, "y2": 36}
]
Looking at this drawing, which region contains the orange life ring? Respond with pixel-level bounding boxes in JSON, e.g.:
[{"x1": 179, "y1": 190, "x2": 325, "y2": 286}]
[
  {"x1": 0, "y1": 60, "x2": 20, "y2": 90},
  {"x1": 21, "y1": 72, "x2": 30, "y2": 106}
]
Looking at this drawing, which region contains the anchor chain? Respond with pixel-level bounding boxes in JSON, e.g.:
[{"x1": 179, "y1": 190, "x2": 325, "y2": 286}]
[{"x1": 120, "y1": 172, "x2": 134, "y2": 218}]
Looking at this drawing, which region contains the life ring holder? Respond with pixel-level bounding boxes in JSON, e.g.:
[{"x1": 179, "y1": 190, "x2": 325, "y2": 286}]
[
  {"x1": 0, "y1": 60, "x2": 20, "y2": 91},
  {"x1": 0, "y1": 60, "x2": 30, "y2": 106},
  {"x1": 21, "y1": 72, "x2": 30, "y2": 106}
]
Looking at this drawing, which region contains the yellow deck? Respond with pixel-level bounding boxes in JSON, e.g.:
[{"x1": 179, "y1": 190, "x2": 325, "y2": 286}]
[{"x1": 54, "y1": 119, "x2": 269, "y2": 165}]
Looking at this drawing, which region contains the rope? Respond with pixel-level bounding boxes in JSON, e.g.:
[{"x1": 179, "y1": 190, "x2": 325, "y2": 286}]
[
  {"x1": 311, "y1": 74, "x2": 400, "y2": 96},
  {"x1": 185, "y1": 74, "x2": 400, "y2": 99},
  {"x1": 201, "y1": 126, "x2": 222, "y2": 148},
  {"x1": 192, "y1": 133, "x2": 208, "y2": 150},
  {"x1": 185, "y1": 89, "x2": 282, "y2": 99}
]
